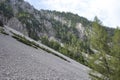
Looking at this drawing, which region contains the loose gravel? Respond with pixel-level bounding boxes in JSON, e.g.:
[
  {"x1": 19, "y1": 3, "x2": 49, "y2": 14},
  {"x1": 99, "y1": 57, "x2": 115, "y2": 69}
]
[{"x1": 0, "y1": 33, "x2": 90, "y2": 80}]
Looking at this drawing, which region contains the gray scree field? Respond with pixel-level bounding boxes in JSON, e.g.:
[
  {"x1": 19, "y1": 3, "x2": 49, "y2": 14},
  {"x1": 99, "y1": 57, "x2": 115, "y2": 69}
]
[{"x1": 0, "y1": 27, "x2": 90, "y2": 80}]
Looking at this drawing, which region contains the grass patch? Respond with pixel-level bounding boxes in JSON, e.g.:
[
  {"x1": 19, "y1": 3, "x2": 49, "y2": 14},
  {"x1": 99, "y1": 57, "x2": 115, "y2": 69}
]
[{"x1": 12, "y1": 32, "x2": 70, "y2": 62}]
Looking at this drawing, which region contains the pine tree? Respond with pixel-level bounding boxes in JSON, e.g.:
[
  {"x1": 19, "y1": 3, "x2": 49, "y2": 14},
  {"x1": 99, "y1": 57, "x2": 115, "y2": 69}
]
[
  {"x1": 89, "y1": 16, "x2": 112, "y2": 80},
  {"x1": 110, "y1": 27, "x2": 120, "y2": 80}
]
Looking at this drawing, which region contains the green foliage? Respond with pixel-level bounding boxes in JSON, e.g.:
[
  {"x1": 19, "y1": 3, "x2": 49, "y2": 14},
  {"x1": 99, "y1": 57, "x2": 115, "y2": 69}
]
[
  {"x1": 46, "y1": 10, "x2": 91, "y2": 27},
  {"x1": 17, "y1": 12, "x2": 30, "y2": 18},
  {"x1": 17, "y1": 12, "x2": 40, "y2": 40},
  {"x1": 41, "y1": 36, "x2": 61, "y2": 51},
  {"x1": 0, "y1": 2, "x2": 13, "y2": 19},
  {"x1": 89, "y1": 17, "x2": 111, "y2": 79},
  {"x1": 50, "y1": 19, "x2": 71, "y2": 43},
  {"x1": 40, "y1": 36, "x2": 89, "y2": 65},
  {"x1": 50, "y1": 19, "x2": 79, "y2": 44},
  {"x1": 90, "y1": 17, "x2": 109, "y2": 52},
  {"x1": 89, "y1": 17, "x2": 120, "y2": 80},
  {"x1": 110, "y1": 28, "x2": 120, "y2": 80},
  {"x1": 111, "y1": 28, "x2": 120, "y2": 57}
]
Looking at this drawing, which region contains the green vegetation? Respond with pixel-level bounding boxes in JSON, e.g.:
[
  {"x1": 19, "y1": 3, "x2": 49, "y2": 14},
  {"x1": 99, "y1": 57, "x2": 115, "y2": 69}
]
[
  {"x1": 89, "y1": 17, "x2": 120, "y2": 80},
  {"x1": 110, "y1": 28, "x2": 120, "y2": 80},
  {"x1": 17, "y1": 12, "x2": 40, "y2": 40},
  {"x1": 43, "y1": 10, "x2": 91, "y2": 27},
  {"x1": 0, "y1": 1, "x2": 13, "y2": 19},
  {"x1": 40, "y1": 36, "x2": 91, "y2": 66}
]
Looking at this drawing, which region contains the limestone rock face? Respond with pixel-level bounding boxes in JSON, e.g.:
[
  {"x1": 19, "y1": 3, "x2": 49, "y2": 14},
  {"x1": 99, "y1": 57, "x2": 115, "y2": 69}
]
[
  {"x1": 0, "y1": 0, "x2": 91, "y2": 41},
  {"x1": 44, "y1": 20, "x2": 55, "y2": 37},
  {"x1": 0, "y1": 0, "x2": 114, "y2": 43},
  {"x1": 76, "y1": 23, "x2": 85, "y2": 39},
  {"x1": 7, "y1": 17, "x2": 28, "y2": 36}
]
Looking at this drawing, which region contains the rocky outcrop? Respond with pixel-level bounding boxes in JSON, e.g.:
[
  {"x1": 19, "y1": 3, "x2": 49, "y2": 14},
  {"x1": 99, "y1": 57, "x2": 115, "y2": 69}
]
[
  {"x1": 0, "y1": 0, "x2": 113, "y2": 42},
  {"x1": 76, "y1": 23, "x2": 85, "y2": 39},
  {"x1": 7, "y1": 17, "x2": 28, "y2": 36},
  {"x1": 0, "y1": 0, "x2": 90, "y2": 41},
  {"x1": 44, "y1": 20, "x2": 55, "y2": 37}
]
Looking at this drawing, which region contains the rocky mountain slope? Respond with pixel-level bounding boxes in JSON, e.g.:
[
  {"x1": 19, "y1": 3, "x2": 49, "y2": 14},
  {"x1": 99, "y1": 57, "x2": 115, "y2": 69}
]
[
  {"x1": 0, "y1": 0, "x2": 114, "y2": 40},
  {"x1": 0, "y1": 26, "x2": 90, "y2": 80},
  {"x1": 0, "y1": 0, "x2": 114, "y2": 66},
  {"x1": 0, "y1": 0, "x2": 93, "y2": 40}
]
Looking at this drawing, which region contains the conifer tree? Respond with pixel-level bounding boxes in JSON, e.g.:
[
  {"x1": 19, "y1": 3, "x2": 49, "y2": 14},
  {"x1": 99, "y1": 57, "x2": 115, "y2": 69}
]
[
  {"x1": 89, "y1": 16, "x2": 112, "y2": 80},
  {"x1": 110, "y1": 27, "x2": 120, "y2": 80}
]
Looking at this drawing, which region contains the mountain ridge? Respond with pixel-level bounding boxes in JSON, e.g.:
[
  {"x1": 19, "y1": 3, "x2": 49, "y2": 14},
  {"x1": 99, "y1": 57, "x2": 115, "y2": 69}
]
[{"x1": 0, "y1": 0, "x2": 114, "y2": 40}]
